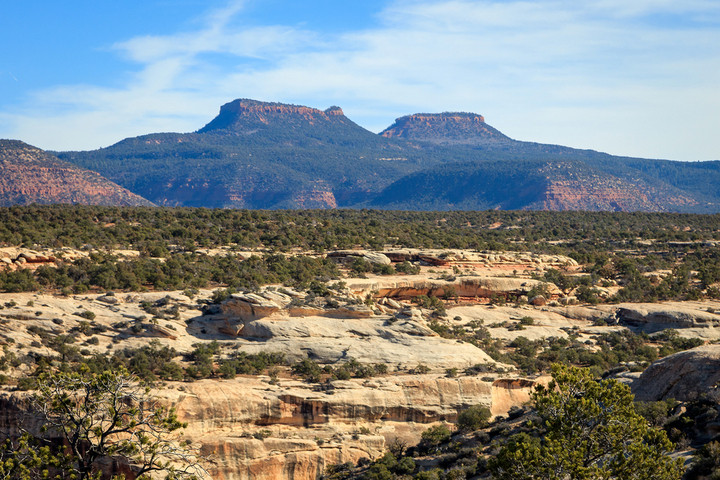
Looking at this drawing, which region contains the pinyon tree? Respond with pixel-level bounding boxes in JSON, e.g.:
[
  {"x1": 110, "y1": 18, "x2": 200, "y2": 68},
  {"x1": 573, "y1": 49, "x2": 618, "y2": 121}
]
[
  {"x1": 489, "y1": 364, "x2": 683, "y2": 480},
  {"x1": 1, "y1": 368, "x2": 203, "y2": 480}
]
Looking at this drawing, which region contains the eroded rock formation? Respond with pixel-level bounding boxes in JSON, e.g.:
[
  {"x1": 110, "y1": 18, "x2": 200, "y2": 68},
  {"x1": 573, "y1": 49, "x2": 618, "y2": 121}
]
[
  {"x1": 631, "y1": 345, "x2": 720, "y2": 402},
  {"x1": 0, "y1": 140, "x2": 152, "y2": 206},
  {"x1": 380, "y1": 112, "x2": 511, "y2": 145}
]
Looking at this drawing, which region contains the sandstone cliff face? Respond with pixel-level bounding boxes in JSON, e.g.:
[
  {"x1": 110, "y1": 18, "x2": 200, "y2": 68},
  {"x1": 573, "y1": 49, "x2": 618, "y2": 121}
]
[
  {"x1": 380, "y1": 112, "x2": 511, "y2": 145},
  {"x1": 197, "y1": 99, "x2": 350, "y2": 134},
  {"x1": 290, "y1": 184, "x2": 338, "y2": 209},
  {"x1": 0, "y1": 140, "x2": 152, "y2": 206},
  {"x1": 344, "y1": 276, "x2": 561, "y2": 302},
  {"x1": 539, "y1": 171, "x2": 699, "y2": 212},
  {"x1": 155, "y1": 374, "x2": 537, "y2": 480},
  {"x1": 0, "y1": 373, "x2": 539, "y2": 480}
]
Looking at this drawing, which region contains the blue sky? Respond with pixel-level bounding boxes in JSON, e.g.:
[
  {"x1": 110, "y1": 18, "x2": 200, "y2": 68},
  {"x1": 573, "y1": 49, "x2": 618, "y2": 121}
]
[{"x1": 1, "y1": 0, "x2": 718, "y2": 161}]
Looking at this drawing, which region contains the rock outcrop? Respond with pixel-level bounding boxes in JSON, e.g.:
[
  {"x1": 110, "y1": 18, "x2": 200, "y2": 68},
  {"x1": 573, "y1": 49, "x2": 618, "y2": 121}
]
[
  {"x1": 631, "y1": 345, "x2": 720, "y2": 402},
  {"x1": 345, "y1": 276, "x2": 561, "y2": 302},
  {"x1": 0, "y1": 248, "x2": 58, "y2": 271},
  {"x1": 197, "y1": 99, "x2": 353, "y2": 134},
  {"x1": 292, "y1": 185, "x2": 338, "y2": 209},
  {"x1": 0, "y1": 140, "x2": 153, "y2": 206},
  {"x1": 217, "y1": 289, "x2": 497, "y2": 368},
  {"x1": 613, "y1": 303, "x2": 720, "y2": 333},
  {"x1": 380, "y1": 112, "x2": 511, "y2": 145}
]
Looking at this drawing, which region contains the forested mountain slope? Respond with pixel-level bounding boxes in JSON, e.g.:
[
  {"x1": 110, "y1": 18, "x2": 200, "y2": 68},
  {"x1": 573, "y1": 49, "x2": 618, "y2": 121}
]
[
  {"x1": 55, "y1": 99, "x2": 720, "y2": 212},
  {"x1": 0, "y1": 140, "x2": 152, "y2": 207}
]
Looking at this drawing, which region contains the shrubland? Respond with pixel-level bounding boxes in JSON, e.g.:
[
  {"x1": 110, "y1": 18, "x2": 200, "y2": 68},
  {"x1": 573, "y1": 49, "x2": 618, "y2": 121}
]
[{"x1": 1, "y1": 205, "x2": 720, "y2": 479}]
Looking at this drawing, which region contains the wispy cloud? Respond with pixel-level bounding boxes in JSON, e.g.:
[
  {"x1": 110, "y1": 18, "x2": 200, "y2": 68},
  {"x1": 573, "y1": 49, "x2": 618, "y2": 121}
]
[{"x1": 2, "y1": 0, "x2": 719, "y2": 161}]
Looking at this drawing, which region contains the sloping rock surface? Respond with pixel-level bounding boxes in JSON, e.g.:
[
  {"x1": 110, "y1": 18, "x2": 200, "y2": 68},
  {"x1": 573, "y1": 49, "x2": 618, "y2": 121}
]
[
  {"x1": 631, "y1": 345, "x2": 720, "y2": 402},
  {"x1": 0, "y1": 140, "x2": 152, "y2": 206}
]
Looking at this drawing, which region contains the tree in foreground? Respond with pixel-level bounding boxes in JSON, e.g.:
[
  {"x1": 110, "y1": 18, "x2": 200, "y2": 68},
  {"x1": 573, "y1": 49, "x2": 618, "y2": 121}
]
[
  {"x1": 488, "y1": 364, "x2": 683, "y2": 480},
  {"x1": 1, "y1": 369, "x2": 204, "y2": 480}
]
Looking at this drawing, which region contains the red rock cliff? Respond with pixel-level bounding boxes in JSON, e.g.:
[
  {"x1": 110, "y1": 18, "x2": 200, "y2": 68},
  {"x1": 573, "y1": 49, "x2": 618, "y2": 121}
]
[{"x1": 0, "y1": 140, "x2": 152, "y2": 207}]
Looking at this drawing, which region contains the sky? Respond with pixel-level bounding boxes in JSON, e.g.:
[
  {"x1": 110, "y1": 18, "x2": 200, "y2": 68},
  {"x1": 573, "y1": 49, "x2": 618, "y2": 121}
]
[{"x1": 0, "y1": 0, "x2": 718, "y2": 161}]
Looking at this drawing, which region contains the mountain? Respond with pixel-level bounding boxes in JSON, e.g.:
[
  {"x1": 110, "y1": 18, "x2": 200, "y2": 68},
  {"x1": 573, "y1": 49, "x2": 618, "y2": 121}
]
[
  {"x1": 59, "y1": 99, "x2": 439, "y2": 209},
  {"x1": 380, "y1": 112, "x2": 511, "y2": 145},
  {"x1": 370, "y1": 160, "x2": 705, "y2": 212},
  {"x1": 56, "y1": 99, "x2": 720, "y2": 212},
  {"x1": 372, "y1": 113, "x2": 720, "y2": 212},
  {"x1": 0, "y1": 140, "x2": 152, "y2": 207}
]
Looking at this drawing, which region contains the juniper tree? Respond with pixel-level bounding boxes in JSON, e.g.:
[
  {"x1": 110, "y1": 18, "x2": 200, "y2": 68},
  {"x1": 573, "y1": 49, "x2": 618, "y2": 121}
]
[
  {"x1": 2, "y1": 369, "x2": 204, "y2": 480},
  {"x1": 489, "y1": 364, "x2": 683, "y2": 480}
]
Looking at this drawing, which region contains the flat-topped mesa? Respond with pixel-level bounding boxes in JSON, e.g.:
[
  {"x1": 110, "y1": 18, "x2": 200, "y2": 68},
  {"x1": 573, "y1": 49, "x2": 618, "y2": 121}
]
[
  {"x1": 380, "y1": 111, "x2": 511, "y2": 145},
  {"x1": 197, "y1": 99, "x2": 347, "y2": 133}
]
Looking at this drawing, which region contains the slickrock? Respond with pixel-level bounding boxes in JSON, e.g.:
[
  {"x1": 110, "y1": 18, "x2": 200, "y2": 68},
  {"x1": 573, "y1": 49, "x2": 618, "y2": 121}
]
[
  {"x1": 631, "y1": 345, "x2": 720, "y2": 402},
  {"x1": 219, "y1": 292, "x2": 496, "y2": 367},
  {"x1": 327, "y1": 251, "x2": 392, "y2": 266},
  {"x1": 614, "y1": 303, "x2": 720, "y2": 331},
  {"x1": 345, "y1": 275, "x2": 561, "y2": 301}
]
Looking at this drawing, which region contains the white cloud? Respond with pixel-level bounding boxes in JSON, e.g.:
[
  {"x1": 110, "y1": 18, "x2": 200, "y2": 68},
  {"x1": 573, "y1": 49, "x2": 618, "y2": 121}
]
[{"x1": 2, "y1": 0, "x2": 719, "y2": 161}]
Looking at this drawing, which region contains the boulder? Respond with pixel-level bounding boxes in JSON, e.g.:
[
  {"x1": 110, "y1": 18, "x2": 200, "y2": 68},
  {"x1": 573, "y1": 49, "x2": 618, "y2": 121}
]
[
  {"x1": 615, "y1": 304, "x2": 720, "y2": 332},
  {"x1": 362, "y1": 252, "x2": 391, "y2": 265},
  {"x1": 222, "y1": 294, "x2": 282, "y2": 320},
  {"x1": 631, "y1": 345, "x2": 720, "y2": 402},
  {"x1": 529, "y1": 295, "x2": 547, "y2": 306},
  {"x1": 97, "y1": 295, "x2": 120, "y2": 305}
]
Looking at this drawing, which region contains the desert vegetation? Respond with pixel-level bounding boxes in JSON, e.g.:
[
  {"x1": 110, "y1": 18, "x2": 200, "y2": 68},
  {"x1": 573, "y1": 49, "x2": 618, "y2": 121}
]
[{"x1": 1, "y1": 205, "x2": 720, "y2": 479}]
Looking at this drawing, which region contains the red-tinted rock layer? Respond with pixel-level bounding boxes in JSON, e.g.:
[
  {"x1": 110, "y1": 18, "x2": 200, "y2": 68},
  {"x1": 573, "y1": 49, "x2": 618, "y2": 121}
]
[
  {"x1": 198, "y1": 99, "x2": 348, "y2": 133},
  {"x1": 0, "y1": 140, "x2": 152, "y2": 207},
  {"x1": 535, "y1": 163, "x2": 699, "y2": 212}
]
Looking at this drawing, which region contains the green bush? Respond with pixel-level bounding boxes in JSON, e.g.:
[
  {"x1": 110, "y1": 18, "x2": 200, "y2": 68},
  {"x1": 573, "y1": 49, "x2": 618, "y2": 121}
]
[
  {"x1": 291, "y1": 358, "x2": 324, "y2": 383},
  {"x1": 456, "y1": 405, "x2": 491, "y2": 432},
  {"x1": 419, "y1": 424, "x2": 452, "y2": 452},
  {"x1": 74, "y1": 310, "x2": 96, "y2": 321}
]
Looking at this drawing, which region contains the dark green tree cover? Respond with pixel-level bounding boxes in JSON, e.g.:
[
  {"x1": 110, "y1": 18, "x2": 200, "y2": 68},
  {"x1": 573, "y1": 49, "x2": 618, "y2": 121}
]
[
  {"x1": 488, "y1": 365, "x2": 683, "y2": 479},
  {"x1": 370, "y1": 157, "x2": 720, "y2": 213},
  {"x1": 2, "y1": 206, "x2": 720, "y2": 301},
  {"x1": 290, "y1": 357, "x2": 387, "y2": 383},
  {"x1": 1, "y1": 206, "x2": 719, "y2": 251},
  {"x1": 56, "y1": 106, "x2": 448, "y2": 209},
  {"x1": 456, "y1": 405, "x2": 492, "y2": 432},
  {"x1": 1, "y1": 252, "x2": 339, "y2": 293},
  {"x1": 428, "y1": 319, "x2": 699, "y2": 377},
  {"x1": 52, "y1": 100, "x2": 720, "y2": 211}
]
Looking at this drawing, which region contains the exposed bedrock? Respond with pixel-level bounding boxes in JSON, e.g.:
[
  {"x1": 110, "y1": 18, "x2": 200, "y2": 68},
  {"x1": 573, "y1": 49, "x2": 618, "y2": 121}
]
[
  {"x1": 612, "y1": 303, "x2": 720, "y2": 333},
  {"x1": 631, "y1": 345, "x2": 720, "y2": 402},
  {"x1": 346, "y1": 276, "x2": 561, "y2": 301},
  {"x1": 156, "y1": 374, "x2": 540, "y2": 480}
]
